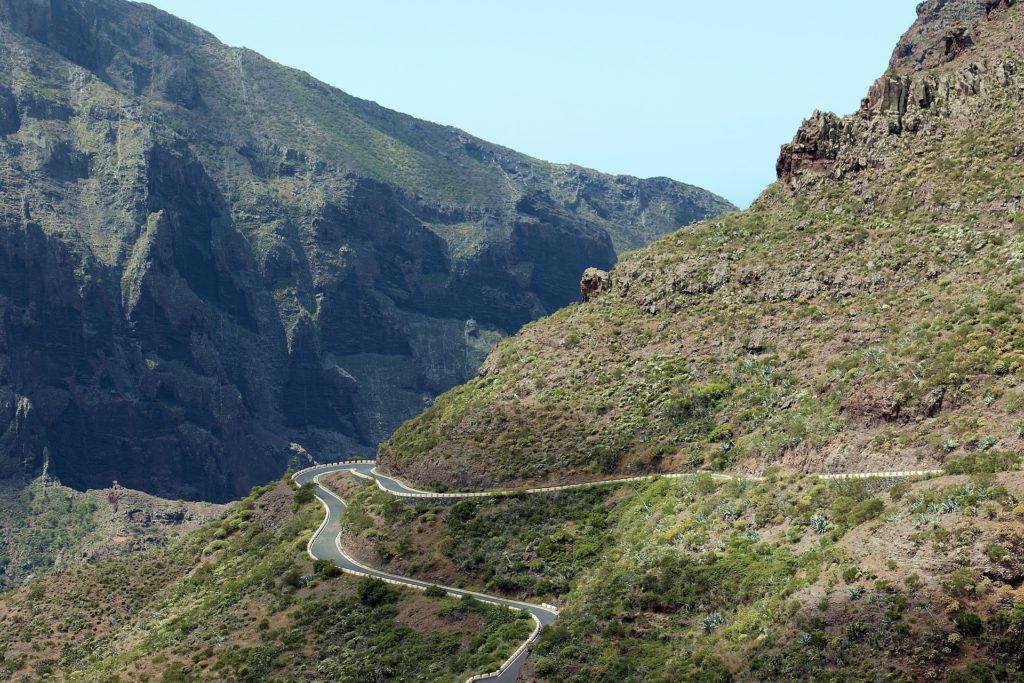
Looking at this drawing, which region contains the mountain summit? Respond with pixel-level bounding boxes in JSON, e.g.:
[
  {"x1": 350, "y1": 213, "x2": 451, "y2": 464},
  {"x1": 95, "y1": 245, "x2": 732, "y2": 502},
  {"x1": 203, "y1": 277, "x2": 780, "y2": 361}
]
[{"x1": 0, "y1": 0, "x2": 732, "y2": 500}]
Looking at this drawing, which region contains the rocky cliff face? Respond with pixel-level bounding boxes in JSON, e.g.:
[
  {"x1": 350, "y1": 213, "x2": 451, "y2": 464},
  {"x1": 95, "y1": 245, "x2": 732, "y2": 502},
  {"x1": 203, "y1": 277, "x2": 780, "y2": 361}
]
[
  {"x1": 382, "y1": 0, "x2": 1024, "y2": 489},
  {"x1": 778, "y1": 0, "x2": 1021, "y2": 192},
  {"x1": 890, "y1": 0, "x2": 1015, "y2": 72},
  {"x1": 0, "y1": 0, "x2": 733, "y2": 501}
]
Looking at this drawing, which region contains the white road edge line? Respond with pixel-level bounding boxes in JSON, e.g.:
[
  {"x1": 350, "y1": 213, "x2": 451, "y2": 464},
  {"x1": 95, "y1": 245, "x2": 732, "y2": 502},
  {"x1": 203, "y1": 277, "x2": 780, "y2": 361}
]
[
  {"x1": 364, "y1": 466, "x2": 946, "y2": 500},
  {"x1": 296, "y1": 467, "x2": 553, "y2": 683}
]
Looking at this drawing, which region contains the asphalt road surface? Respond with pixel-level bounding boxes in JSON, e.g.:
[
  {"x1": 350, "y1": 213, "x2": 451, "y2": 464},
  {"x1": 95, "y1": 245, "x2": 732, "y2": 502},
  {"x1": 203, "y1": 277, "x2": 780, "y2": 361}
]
[
  {"x1": 293, "y1": 462, "x2": 558, "y2": 682},
  {"x1": 294, "y1": 461, "x2": 945, "y2": 680}
]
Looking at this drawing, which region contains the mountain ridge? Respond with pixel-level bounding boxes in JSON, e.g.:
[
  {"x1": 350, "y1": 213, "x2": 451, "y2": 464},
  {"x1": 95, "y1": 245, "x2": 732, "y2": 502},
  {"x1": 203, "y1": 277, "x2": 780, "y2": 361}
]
[{"x1": 0, "y1": 0, "x2": 733, "y2": 502}]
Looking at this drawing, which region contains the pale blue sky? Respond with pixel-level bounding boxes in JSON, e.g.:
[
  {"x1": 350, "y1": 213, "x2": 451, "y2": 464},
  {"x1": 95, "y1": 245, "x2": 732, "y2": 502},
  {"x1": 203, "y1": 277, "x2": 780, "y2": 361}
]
[{"x1": 144, "y1": 1, "x2": 919, "y2": 208}]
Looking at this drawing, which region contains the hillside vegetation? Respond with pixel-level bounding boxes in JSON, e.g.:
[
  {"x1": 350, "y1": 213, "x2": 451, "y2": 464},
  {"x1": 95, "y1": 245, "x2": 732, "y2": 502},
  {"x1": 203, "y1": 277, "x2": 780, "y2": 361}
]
[
  {"x1": 0, "y1": 479, "x2": 531, "y2": 682},
  {"x1": 365, "y1": 1, "x2": 1024, "y2": 680},
  {"x1": 381, "y1": 1, "x2": 1024, "y2": 492},
  {"x1": 0, "y1": 478, "x2": 223, "y2": 590},
  {"x1": 338, "y1": 467, "x2": 1024, "y2": 681}
]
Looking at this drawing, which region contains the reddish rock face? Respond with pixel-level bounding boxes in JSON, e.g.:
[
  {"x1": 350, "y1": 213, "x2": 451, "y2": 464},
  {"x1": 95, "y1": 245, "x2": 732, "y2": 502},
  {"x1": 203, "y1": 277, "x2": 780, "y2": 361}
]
[
  {"x1": 775, "y1": 111, "x2": 855, "y2": 186},
  {"x1": 776, "y1": 0, "x2": 1022, "y2": 194},
  {"x1": 580, "y1": 268, "x2": 612, "y2": 302},
  {"x1": 890, "y1": 0, "x2": 1017, "y2": 74}
]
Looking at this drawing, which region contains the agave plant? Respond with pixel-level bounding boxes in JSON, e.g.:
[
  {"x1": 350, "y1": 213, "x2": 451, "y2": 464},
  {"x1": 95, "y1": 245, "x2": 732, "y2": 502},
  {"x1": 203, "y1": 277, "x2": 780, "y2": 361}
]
[{"x1": 702, "y1": 611, "x2": 726, "y2": 633}]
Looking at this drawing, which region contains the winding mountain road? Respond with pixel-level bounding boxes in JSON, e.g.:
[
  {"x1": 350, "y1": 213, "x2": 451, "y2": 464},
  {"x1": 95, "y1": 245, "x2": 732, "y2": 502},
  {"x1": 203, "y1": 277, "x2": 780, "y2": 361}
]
[
  {"x1": 292, "y1": 462, "x2": 559, "y2": 682},
  {"x1": 293, "y1": 461, "x2": 945, "y2": 681}
]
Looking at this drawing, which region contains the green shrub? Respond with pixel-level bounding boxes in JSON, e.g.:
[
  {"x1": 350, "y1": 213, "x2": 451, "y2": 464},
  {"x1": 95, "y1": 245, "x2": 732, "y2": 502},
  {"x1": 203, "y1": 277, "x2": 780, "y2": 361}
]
[
  {"x1": 947, "y1": 662, "x2": 998, "y2": 683},
  {"x1": 849, "y1": 498, "x2": 885, "y2": 525},
  {"x1": 424, "y1": 585, "x2": 447, "y2": 598},
  {"x1": 954, "y1": 612, "x2": 984, "y2": 637},
  {"x1": 942, "y1": 568, "x2": 981, "y2": 597},
  {"x1": 984, "y1": 543, "x2": 1008, "y2": 562},
  {"x1": 160, "y1": 663, "x2": 189, "y2": 683},
  {"x1": 945, "y1": 451, "x2": 1020, "y2": 475},
  {"x1": 293, "y1": 484, "x2": 316, "y2": 508},
  {"x1": 889, "y1": 482, "x2": 910, "y2": 502},
  {"x1": 357, "y1": 577, "x2": 397, "y2": 606},
  {"x1": 666, "y1": 382, "x2": 733, "y2": 425},
  {"x1": 313, "y1": 559, "x2": 341, "y2": 578},
  {"x1": 281, "y1": 569, "x2": 303, "y2": 588}
]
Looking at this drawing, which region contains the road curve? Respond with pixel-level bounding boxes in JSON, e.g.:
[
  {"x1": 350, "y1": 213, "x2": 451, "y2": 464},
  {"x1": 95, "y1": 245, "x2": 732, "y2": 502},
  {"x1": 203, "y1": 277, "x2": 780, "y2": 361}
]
[
  {"x1": 293, "y1": 461, "x2": 945, "y2": 681},
  {"x1": 360, "y1": 464, "x2": 946, "y2": 500},
  {"x1": 292, "y1": 462, "x2": 559, "y2": 683}
]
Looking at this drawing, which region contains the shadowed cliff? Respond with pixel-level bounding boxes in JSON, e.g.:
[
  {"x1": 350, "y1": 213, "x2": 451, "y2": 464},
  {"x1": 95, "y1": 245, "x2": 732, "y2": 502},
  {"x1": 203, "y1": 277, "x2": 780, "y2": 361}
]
[{"x1": 0, "y1": 0, "x2": 734, "y2": 500}]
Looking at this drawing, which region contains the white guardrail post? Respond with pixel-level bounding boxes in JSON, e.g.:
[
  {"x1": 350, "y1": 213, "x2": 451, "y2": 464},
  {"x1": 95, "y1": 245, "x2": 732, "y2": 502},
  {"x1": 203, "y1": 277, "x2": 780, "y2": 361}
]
[{"x1": 463, "y1": 613, "x2": 543, "y2": 682}]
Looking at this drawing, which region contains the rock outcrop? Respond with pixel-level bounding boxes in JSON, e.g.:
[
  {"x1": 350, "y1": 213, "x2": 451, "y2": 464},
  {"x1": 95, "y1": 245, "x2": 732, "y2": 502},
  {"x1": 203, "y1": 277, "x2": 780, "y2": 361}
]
[
  {"x1": 580, "y1": 268, "x2": 612, "y2": 302},
  {"x1": 777, "y1": 0, "x2": 1024, "y2": 192},
  {"x1": 890, "y1": 0, "x2": 1017, "y2": 72},
  {"x1": 779, "y1": 40, "x2": 1024, "y2": 191}
]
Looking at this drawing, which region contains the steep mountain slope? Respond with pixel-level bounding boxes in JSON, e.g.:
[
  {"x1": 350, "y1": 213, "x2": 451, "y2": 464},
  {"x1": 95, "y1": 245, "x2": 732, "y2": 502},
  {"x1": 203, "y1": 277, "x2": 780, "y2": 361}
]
[
  {"x1": 362, "y1": 7, "x2": 1024, "y2": 680},
  {"x1": 382, "y1": 0, "x2": 1024, "y2": 490},
  {"x1": 342, "y1": 468, "x2": 1024, "y2": 681},
  {"x1": 0, "y1": 0, "x2": 733, "y2": 501}
]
